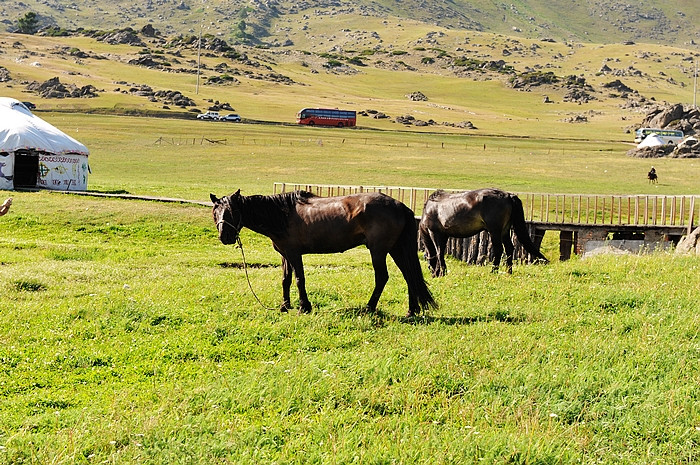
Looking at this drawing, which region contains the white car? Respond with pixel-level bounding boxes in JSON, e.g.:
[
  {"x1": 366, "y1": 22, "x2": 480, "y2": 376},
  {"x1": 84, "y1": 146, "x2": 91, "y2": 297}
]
[
  {"x1": 197, "y1": 111, "x2": 220, "y2": 120},
  {"x1": 219, "y1": 114, "x2": 241, "y2": 122}
]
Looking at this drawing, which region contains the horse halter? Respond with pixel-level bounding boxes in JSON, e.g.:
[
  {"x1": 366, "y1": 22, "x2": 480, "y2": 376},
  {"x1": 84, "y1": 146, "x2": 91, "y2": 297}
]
[{"x1": 216, "y1": 196, "x2": 243, "y2": 237}]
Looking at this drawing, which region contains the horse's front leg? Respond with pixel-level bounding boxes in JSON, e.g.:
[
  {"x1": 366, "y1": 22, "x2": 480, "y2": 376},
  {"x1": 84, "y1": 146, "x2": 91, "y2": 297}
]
[
  {"x1": 434, "y1": 233, "x2": 448, "y2": 277},
  {"x1": 366, "y1": 249, "x2": 389, "y2": 312},
  {"x1": 280, "y1": 256, "x2": 293, "y2": 312},
  {"x1": 420, "y1": 228, "x2": 440, "y2": 277},
  {"x1": 288, "y1": 253, "x2": 311, "y2": 313}
]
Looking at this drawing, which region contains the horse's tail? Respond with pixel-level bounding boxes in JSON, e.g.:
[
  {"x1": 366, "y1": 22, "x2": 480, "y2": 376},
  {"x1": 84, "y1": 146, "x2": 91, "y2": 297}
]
[
  {"x1": 392, "y1": 207, "x2": 437, "y2": 314},
  {"x1": 509, "y1": 194, "x2": 549, "y2": 263}
]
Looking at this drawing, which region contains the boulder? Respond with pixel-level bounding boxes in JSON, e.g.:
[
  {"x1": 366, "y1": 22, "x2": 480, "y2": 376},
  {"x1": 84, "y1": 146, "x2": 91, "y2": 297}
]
[
  {"x1": 642, "y1": 103, "x2": 685, "y2": 129},
  {"x1": 626, "y1": 145, "x2": 674, "y2": 158},
  {"x1": 97, "y1": 28, "x2": 144, "y2": 47},
  {"x1": 603, "y1": 79, "x2": 635, "y2": 94},
  {"x1": 0, "y1": 66, "x2": 11, "y2": 82},
  {"x1": 26, "y1": 77, "x2": 99, "y2": 98},
  {"x1": 141, "y1": 24, "x2": 158, "y2": 37},
  {"x1": 406, "y1": 91, "x2": 428, "y2": 101},
  {"x1": 675, "y1": 226, "x2": 700, "y2": 255}
]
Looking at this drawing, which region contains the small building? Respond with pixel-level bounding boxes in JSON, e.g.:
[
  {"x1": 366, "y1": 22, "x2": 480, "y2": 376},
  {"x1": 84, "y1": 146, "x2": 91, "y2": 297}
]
[{"x1": 0, "y1": 97, "x2": 89, "y2": 191}]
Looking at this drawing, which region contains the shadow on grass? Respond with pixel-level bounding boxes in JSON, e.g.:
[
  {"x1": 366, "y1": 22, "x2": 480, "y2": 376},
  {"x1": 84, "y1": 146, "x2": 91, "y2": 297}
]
[
  {"x1": 94, "y1": 189, "x2": 131, "y2": 195},
  {"x1": 401, "y1": 311, "x2": 527, "y2": 326},
  {"x1": 218, "y1": 262, "x2": 278, "y2": 269},
  {"x1": 329, "y1": 306, "x2": 526, "y2": 327}
]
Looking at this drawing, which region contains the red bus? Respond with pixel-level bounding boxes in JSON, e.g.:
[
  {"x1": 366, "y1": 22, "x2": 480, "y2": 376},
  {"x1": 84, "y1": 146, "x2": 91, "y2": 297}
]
[{"x1": 296, "y1": 108, "x2": 356, "y2": 127}]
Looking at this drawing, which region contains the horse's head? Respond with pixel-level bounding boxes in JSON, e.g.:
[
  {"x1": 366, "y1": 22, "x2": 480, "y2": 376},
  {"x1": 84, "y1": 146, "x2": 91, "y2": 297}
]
[{"x1": 210, "y1": 190, "x2": 243, "y2": 245}]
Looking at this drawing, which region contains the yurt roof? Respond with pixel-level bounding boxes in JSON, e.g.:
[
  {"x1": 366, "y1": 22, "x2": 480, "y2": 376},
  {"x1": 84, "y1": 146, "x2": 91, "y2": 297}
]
[
  {"x1": 0, "y1": 97, "x2": 89, "y2": 156},
  {"x1": 637, "y1": 133, "x2": 664, "y2": 148}
]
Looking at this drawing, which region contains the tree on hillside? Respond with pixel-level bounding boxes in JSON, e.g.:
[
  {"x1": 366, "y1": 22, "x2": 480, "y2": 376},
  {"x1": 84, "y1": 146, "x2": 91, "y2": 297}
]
[{"x1": 17, "y1": 12, "x2": 39, "y2": 34}]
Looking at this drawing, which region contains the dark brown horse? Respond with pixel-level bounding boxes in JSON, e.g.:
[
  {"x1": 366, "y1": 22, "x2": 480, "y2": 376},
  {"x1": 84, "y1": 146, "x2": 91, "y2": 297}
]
[
  {"x1": 419, "y1": 188, "x2": 548, "y2": 276},
  {"x1": 211, "y1": 190, "x2": 436, "y2": 316},
  {"x1": 647, "y1": 166, "x2": 658, "y2": 184}
]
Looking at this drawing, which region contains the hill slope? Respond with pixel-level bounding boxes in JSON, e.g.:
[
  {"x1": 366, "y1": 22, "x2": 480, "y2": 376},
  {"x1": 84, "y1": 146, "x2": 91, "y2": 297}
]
[{"x1": 2, "y1": 0, "x2": 699, "y2": 47}]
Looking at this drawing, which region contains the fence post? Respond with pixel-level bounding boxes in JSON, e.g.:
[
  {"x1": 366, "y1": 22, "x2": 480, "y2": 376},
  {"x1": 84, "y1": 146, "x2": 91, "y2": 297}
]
[{"x1": 689, "y1": 197, "x2": 696, "y2": 235}]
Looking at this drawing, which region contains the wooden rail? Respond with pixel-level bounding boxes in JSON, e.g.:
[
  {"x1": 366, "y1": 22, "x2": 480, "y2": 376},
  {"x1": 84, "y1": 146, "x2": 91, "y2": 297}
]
[{"x1": 273, "y1": 182, "x2": 699, "y2": 233}]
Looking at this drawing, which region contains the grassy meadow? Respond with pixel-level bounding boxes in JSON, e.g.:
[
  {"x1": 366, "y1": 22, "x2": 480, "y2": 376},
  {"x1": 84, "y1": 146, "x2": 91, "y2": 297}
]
[
  {"x1": 33, "y1": 114, "x2": 700, "y2": 200},
  {"x1": 2, "y1": 188, "x2": 700, "y2": 464},
  {"x1": 1, "y1": 113, "x2": 700, "y2": 463},
  {"x1": 1, "y1": 23, "x2": 700, "y2": 464}
]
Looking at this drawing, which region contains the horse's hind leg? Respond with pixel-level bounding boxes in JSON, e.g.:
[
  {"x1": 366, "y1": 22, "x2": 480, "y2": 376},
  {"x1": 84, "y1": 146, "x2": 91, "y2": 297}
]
[
  {"x1": 489, "y1": 232, "x2": 504, "y2": 273},
  {"x1": 287, "y1": 253, "x2": 311, "y2": 313},
  {"x1": 389, "y1": 249, "x2": 418, "y2": 315},
  {"x1": 502, "y1": 232, "x2": 515, "y2": 274},
  {"x1": 366, "y1": 250, "x2": 389, "y2": 312}
]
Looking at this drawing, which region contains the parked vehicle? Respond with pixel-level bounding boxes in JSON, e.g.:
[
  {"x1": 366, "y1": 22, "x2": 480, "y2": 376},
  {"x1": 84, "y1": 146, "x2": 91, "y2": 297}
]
[
  {"x1": 219, "y1": 114, "x2": 241, "y2": 122},
  {"x1": 296, "y1": 108, "x2": 356, "y2": 127},
  {"x1": 197, "y1": 111, "x2": 220, "y2": 120},
  {"x1": 634, "y1": 128, "x2": 684, "y2": 144}
]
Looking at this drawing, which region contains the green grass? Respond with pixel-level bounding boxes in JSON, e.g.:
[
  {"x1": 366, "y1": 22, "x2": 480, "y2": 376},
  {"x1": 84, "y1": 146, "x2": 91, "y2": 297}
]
[
  {"x1": 1, "y1": 24, "x2": 700, "y2": 464},
  {"x1": 1, "y1": 193, "x2": 699, "y2": 464},
  {"x1": 34, "y1": 113, "x2": 699, "y2": 202}
]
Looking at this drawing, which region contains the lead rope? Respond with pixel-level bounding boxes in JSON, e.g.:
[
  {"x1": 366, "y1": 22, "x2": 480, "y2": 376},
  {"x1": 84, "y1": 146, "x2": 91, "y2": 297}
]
[{"x1": 236, "y1": 236, "x2": 276, "y2": 311}]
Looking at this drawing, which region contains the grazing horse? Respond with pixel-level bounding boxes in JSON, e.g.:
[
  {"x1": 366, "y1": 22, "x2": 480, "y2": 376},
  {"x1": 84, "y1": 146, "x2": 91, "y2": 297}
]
[
  {"x1": 210, "y1": 190, "x2": 436, "y2": 316},
  {"x1": 419, "y1": 188, "x2": 548, "y2": 277},
  {"x1": 648, "y1": 166, "x2": 658, "y2": 184}
]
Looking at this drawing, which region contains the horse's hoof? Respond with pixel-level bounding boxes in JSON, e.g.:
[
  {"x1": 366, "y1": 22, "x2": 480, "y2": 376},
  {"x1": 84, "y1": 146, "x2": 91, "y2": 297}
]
[
  {"x1": 299, "y1": 304, "x2": 312, "y2": 314},
  {"x1": 280, "y1": 303, "x2": 291, "y2": 313}
]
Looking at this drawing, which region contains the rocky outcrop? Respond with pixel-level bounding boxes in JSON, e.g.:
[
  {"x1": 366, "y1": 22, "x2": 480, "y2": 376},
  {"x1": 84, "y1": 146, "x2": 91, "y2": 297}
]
[
  {"x1": 95, "y1": 28, "x2": 145, "y2": 47},
  {"x1": 641, "y1": 103, "x2": 686, "y2": 129},
  {"x1": 117, "y1": 84, "x2": 195, "y2": 107},
  {"x1": 668, "y1": 137, "x2": 700, "y2": 158},
  {"x1": 635, "y1": 103, "x2": 700, "y2": 137},
  {"x1": 676, "y1": 227, "x2": 700, "y2": 255},
  {"x1": 0, "y1": 66, "x2": 11, "y2": 82},
  {"x1": 627, "y1": 137, "x2": 700, "y2": 158},
  {"x1": 406, "y1": 91, "x2": 428, "y2": 101},
  {"x1": 626, "y1": 145, "x2": 675, "y2": 158},
  {"x1": 603, "y1": 79, "x2": 635, "y2": 94},
  {"x1": 26, "y1": 77, "x2": 98, "y2": 98}
]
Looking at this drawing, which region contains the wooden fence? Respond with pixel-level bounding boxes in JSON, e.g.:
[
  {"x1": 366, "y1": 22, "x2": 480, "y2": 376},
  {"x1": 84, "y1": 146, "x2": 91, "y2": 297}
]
[{"x1": 273, "y1": 182, "x2": 698, "y2": 233}]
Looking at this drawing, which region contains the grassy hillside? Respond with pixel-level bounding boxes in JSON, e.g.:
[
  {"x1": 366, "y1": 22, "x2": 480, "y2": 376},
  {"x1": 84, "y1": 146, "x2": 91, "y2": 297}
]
[
  {"x1": 0, "y1": 26, "x2": 697, "y2": 142},
  {"x1": 2, "y1": 0, "x2": 700, "y2": 46}
]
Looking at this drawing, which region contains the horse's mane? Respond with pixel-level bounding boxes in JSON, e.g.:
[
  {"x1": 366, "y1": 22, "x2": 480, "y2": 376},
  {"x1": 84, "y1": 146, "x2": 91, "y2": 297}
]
[
  {"x1": 427, "y1": 189, "x2": 450, "y2": 201},
  {"x1": 239, "y1": 190, "x2": 316, "y2": 233}
]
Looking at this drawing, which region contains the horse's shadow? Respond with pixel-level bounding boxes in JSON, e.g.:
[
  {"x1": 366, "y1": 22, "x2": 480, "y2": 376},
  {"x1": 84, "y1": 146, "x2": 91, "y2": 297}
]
[
  {"x1": 400, "y1": 312, "x2": 527, "y2": 325},
  {"x1": 332, "y1": 306, "x2": 527, "y2": 326},
  {"x1": 218, "y1": 262, "x2": 277, "y2": 269}
]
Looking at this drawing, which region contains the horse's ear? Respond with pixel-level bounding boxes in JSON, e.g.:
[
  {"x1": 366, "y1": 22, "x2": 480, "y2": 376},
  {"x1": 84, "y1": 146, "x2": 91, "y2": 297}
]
[
  {"x1": 234, "y1": 189, "x2": 241, "y2": 197},
  {"x1": 210, "y1": 193, "x2": 219, "y2": 204}
]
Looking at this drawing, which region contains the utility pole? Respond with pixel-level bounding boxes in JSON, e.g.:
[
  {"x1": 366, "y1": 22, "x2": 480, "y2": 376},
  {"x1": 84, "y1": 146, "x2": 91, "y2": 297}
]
[
  {"x1": 694, "y1": 59, "x2": 698, "y2": 109},
  {"x1": 196, "y1": 20, "x2": 202, "y2": 94},
  {"x1": 196, "y1": 1, "x2": 207, "y2": 95}
]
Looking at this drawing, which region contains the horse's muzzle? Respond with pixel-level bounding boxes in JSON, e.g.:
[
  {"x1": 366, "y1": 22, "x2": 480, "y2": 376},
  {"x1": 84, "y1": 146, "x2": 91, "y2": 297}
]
[{"x1": 214, "y1": 218, "x2": 239, "y2": 244}]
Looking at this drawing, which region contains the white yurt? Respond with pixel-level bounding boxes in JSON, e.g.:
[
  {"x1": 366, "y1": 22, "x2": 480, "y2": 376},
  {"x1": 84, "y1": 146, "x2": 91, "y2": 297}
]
[{"x1": 0, "y1": 97, "x2": 89, "y2": 191}]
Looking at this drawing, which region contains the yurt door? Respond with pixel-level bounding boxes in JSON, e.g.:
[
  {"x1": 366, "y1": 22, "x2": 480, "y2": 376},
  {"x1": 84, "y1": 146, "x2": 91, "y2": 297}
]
[{"x1": 14, "y1": 150, "x2": 39, "y2": 188}]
